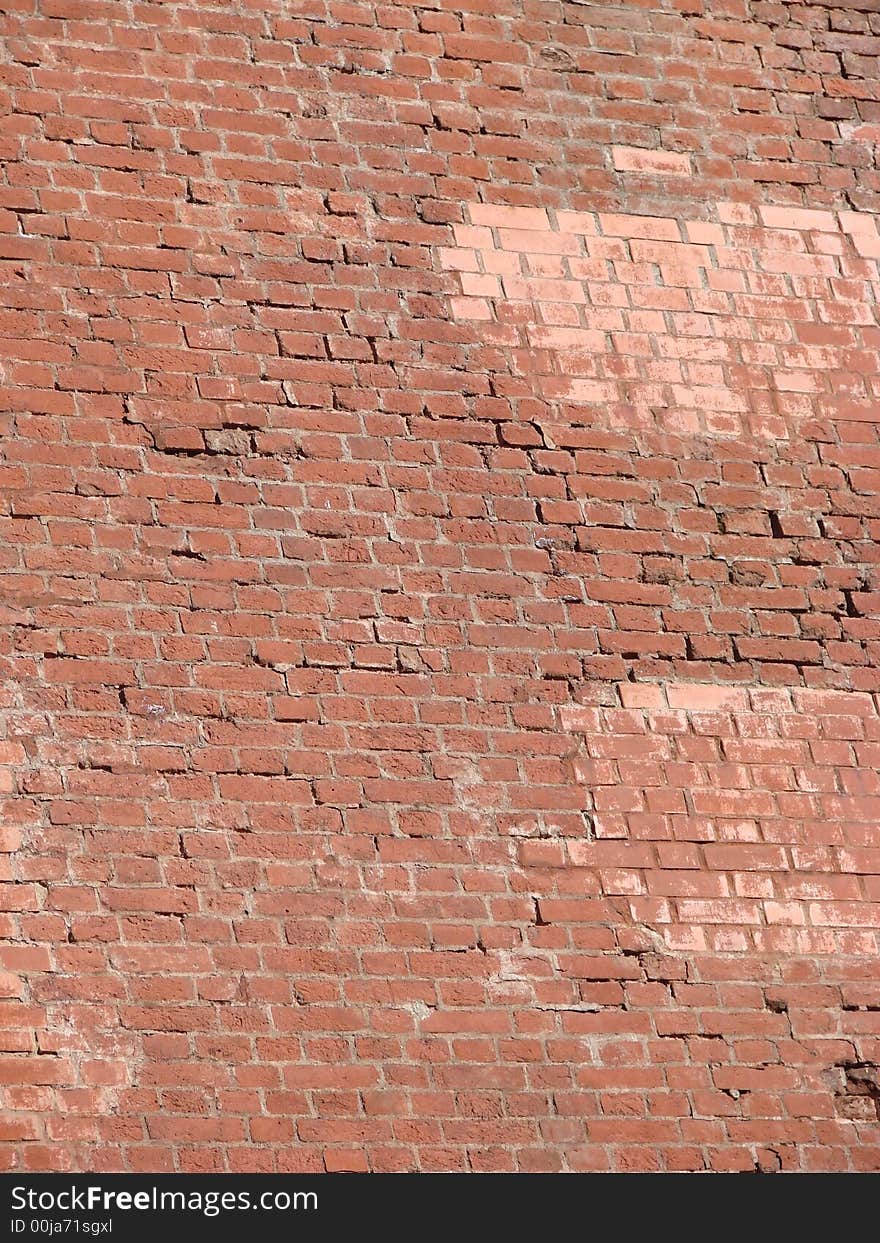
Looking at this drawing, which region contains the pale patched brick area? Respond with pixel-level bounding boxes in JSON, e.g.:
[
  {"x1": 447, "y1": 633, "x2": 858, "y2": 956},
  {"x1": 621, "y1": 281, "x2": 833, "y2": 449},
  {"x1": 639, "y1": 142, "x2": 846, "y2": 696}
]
[
  {"x1": 441, "y1": 202, "x2": 880, "y2": 437},
  {"x1": 558, "y1": 684, "x2": 880, "y2": 956},
  {"x1": 2, "y1": 0, "x2": 880, "y2": 1176}
]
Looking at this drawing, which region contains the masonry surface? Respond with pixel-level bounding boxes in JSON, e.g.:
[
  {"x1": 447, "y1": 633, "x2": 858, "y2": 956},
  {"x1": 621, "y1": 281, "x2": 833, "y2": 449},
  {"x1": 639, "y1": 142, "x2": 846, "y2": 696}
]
[{"x1": 2, "y1": 0, "x2": 880, "y2": 1173}]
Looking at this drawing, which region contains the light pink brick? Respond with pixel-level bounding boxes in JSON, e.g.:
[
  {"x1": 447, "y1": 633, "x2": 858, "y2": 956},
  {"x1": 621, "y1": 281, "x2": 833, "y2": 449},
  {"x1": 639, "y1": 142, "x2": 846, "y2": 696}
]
[
  {"x1": 599, "y1": 213, "x2": 681, "y2": 242},
  {"x1": 759, "y1": 205, "x2": 839, "y2": 232},
  {"x1": 502, "y1": 275, "x2": 587, "y2": 303},
  {"x1": 439, "y1": 247, "x2": 480, "y2": 272},
  {"x1": 481, "y1": 249, "x2": 522, "y2": 275},
  {"x1": 449, "y1": 296, "x2": 493, "y2": 320},
  {"x1": 559, "y1": 706, "x2": 599, "y2": 732},
  {"x1": 468, "y1": 203, "x2": 550, "y2": 230},
  {"x1": 716, "y1": 201, "x2": 757, "y2": 226},
  {"x1": 619, "y1": 684, "x2": 666, "y2": 709},
  {"x1": 527, "y1": 325, "x2": 608, "y2": 351},
  {"x1": 459, "y1": 272, "x2": 501, "y2": 297},
  {"x1": 839, "y1": 210, "x2": 879, "y2": 236},
  {"x1": 497, "y1": 227, "x2": 583, "y2": 254},
  {"x1": 452, "y1": 223, "x2": 495, "y2": 248},
  {"x1": 611, "y1": 145, "x2": 692, "y2": 177},
  {"x1": 685, "y1": 220, "x2": 726, "y2": 245},
  {"x1": 665, "y1": 684, "x2": 750, "y2": 712},
  {"x1": 555, "y1": 210, "x2": 598, "y2": 235}
]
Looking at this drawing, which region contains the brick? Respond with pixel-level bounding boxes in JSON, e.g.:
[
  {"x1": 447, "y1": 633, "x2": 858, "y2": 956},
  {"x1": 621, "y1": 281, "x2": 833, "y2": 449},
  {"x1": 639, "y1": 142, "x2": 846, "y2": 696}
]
[
  {"x1": 599, "y1": 213, "x2": 682, "y2": 242},
  {"x1": 758, "y1": 206, "x2": 839, "y2": 233},
  {"x1": 619, "y1": 684, "x2": 666, "y2": 710},
  {"x1": 665, "y1": 684, "x2": 749, "y2": 712},
  {"x1": 468, "y1": 204, "x2": 550, "y2": 231},
  {"x1": 839, "y1": 211, "x2": 879, "y2": 236},
  {"x1": 555, "y1": 211, "x2": 598, "y2": 236},
  {"x1": 496, "y1": 228, "x2": 582, "y2": 255},
  {"x1": 612, "y1": 147, "x2": 693, "y2": 177},
  {"x1": 526, "y1": 326, "x2": 607, "y2": 352},
  {"x1": 449, "y1": 296, "x2": 493, "y2": 320}
]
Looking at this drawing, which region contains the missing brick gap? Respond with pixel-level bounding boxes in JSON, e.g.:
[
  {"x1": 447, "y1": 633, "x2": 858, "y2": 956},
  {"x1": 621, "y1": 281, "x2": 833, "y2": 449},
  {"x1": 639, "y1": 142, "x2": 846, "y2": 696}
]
[
  {"x1": 753, "y1": 1148, "x2": 783, "y2": 1174},
  {"x1": 838, "y1": 1062, "x2": 880, "y2": 1120}
]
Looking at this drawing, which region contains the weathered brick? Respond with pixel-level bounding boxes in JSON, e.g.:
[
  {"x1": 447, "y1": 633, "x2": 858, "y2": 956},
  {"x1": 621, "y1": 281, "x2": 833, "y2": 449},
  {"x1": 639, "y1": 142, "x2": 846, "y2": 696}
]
[{"x1": 611, "y1": 146, "x2": 693, "y2": 177}]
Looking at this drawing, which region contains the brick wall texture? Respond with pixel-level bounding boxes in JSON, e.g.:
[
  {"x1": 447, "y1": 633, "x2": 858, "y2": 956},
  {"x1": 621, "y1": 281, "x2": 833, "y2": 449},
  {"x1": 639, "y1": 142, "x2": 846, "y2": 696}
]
[{"x1": 3, "y1": 0, "x2": 880, "y2": 1174}]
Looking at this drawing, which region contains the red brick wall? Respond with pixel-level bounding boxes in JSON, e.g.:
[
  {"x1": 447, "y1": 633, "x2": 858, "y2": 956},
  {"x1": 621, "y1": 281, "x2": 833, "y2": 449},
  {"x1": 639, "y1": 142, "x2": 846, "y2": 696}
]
[{"x1": 2, "y1": 0, "x2": 880, "y2": 1173}]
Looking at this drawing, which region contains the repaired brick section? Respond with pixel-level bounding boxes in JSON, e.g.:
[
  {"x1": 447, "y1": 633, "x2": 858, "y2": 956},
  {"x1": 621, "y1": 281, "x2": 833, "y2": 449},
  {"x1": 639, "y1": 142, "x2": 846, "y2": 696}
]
[
  {"x1": 437, "y1": 192, "x2": 880, "y2": 682},
  {"x1": 2, "y1": 0, "x2": 880, "y2": 1177},
  {"x1": 559, "y1": 683, "x2": 880, "y2": 956},
  {"x1": 441, "y1": 201, "x2": 880, "y2": 439}
]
